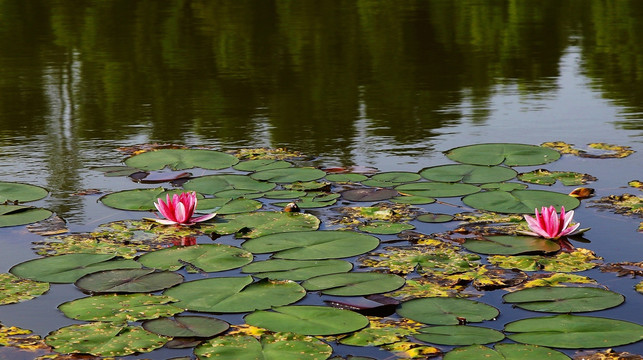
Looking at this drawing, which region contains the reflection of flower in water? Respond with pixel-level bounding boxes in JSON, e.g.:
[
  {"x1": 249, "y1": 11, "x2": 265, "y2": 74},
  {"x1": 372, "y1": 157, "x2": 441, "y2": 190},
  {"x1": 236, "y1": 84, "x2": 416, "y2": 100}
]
[
  {"x1": 172, "y1": 236, "x2": 197, "y2": 247},
  {"x1": 152, "y1": 191, "x2": 216, "y2": 225}
]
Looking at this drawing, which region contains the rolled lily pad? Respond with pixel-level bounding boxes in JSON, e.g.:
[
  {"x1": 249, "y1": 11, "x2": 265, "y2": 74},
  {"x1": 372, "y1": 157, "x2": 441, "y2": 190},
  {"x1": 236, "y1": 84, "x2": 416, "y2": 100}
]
[
  {"x1": 325, "y1": 173, "x2": 368, "y2": 183},
  {"x1": 142, "y1": 316, "x2": 229, "y2": 338},
  {"x1": 0, "y1": 181, "x2": 48, "y2": 203},
  {"x1": 245, "y1": 305, "x2": 369, "y2": 335},
  {"x1": 416, "y1": 213, "x2": 454, "y2": 223},
  {"x1": 395, "y1": 182, "x2": 480, "y2": 198},
  {"x1": 302, "y1": 272, "x2": 406, "y2": 296},
  {"x1": 462, "y1": 190, "x2": 580, "y2": 214},
  {"x1": 45, "y1": 322, "x2": 168, "y2": 357},
  {"x1": 208, "y1": 211, "x2": 320, "y2": 238},
  {"x1": 59, "y1": 293, "x2": 182, "y2": 322},
  {"x1": 505, "y1": 314, "x2": 643, "y2": 348},
  {"x1": 397, "y1": 297, "x2": 499, "y2": 325},
  {"x1": 463, "y1": 236, "x2": 560, "y2": 255},
  {"x1": 358, "y1": 221, "x2": 415, "y2": 235},
  {"x1": 183, "y1": 174, "x2": 275, "y2": 195},
  {"x1": 125, "y1": 149, "x2": 239, "y2": 170},
  {"x1": 445, "y1": 143, "x2": 561, "y2": 166},
  {"x1": 0, "y1": 205, "x2": 53, "y2": 227},
  {"x1": 444, "y1": 344, "x2": 570, "y2": 360},
  {"x1": 502, "y1": 287, "x2": 624, "y2": 313},
  {"x1": 195, "y1": 333, "x2": 332, "y2": 360},
  {"x1": 250, "y1": 168, "x2": 326, "y2": 183},
  {"x1": 233, "y1": 159, "x2": 292, "y2": 172},
  {"x1": 0, "y1": 273, "x2": 49, "y2": 305},
  {"x1": 420, "y1": 165, "x2": 517, "y2": 184},
  {"x1": 242, "y1": 230, "x2": 380, "y2": 260},
  {"x1": 9, "y1": 253, "x2": 141, "y2": 283},
  {"x1": 163, "y1": 276, "x2": 305, "y2": 313},
  {"x1": 242, "y1": 259, "x2": 353, "y2": 281},
  {"x1": 137, "y1": 244, "x2": 253, "y2": 272},
  {"x1": 341, "y1": 188, "x2": 399, "y2": 202},
  {"x1": 414, "y1": 325, "x2": 505, "y2": 345},
  {"x1": 74, "y1": 269, "x2": 184, "y2": 293}
]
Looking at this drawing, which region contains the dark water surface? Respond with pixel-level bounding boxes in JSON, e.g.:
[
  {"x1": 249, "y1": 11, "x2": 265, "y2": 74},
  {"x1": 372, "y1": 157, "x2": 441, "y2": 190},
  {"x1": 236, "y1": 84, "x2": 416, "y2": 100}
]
[{"x1": 0, "y1": 1, "x2": 642, "y2": 359}]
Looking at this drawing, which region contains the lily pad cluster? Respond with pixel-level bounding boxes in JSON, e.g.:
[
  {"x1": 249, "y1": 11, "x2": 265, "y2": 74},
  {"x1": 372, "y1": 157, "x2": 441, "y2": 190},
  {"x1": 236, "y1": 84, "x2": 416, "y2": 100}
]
[{"x1": 1, "y1": 144, "x2": 642, "y2": 359}]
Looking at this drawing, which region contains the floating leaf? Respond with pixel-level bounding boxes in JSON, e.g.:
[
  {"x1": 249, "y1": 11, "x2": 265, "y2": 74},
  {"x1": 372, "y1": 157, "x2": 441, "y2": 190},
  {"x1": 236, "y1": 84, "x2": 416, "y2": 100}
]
[
  {"x1": 416, "y1": 213, "x2": 454, "y2": 223},
  {"x1": 262, "y1": 190, "x2": 307, "y2": 199},
  {"x1": 242, "y1": 259, "x2": 353, "y2": 281},
  {"x1": 518, "y1": 169, "x2": 597, "y2": 186},
  {"x1": 338, "y1": 318, "x2": 421, "y2": 347},
  {"x1": 543, "y1": 142, "x2": 635, "y2": 159},
  {"x1": 92, "y1": 165, "x2": 141, "y2": 177},
  {"x1": 589, "y1": 194, "x2": 642, "y2": 216},
  {"x1": 44, "y1": 322, "x2": 168, "y2": 357},
  {"x1": 325, "y1": 173, "x2": 368, "y2": 183},
  {"x1": 233, "y1": 159, "x2": 292, "y2": 172},
  {"x1": 358, "y1": 221, "x2": 415, "y2": 235},
  {"x1": 505, "y1": 314, "x2": 643, "y2": 348},
  {"x1": 164, "y1": 276, "x2": 305, "y2": 313},
  {"x1": 59, "y1": 293, "x2": 182, "y2": 322},
  {"x1": 302, "y1": 272, "x2": 406, "y2": 296},
  {"x1": 99, "y1": 188, "x2": 198, "y2": 211},
  {"x1": 207, "y1": 211, "x2": 320, "y2": 239},
  {"x1": 0, "y1": 205, "x2": 52, "y2": 228},
  {"x1": 195, "y1": 333, "x2": 332, "y2": 360},
  {"x1": 360, "y1": 245, "x2": 481, "y2": 276},
  {"x1": 395, "y1": 182, "x2": 480, "y2": 198},
  {"x1": 462, "y1": 190, "x2": 580, "y2": 214},
  {"x1": 397, "y1": 297, "x2": 499, "y2": 325},
  {"x1": 0, "y1": 273, "x2": 49, "y2": 305},
  {"x1": 636, "y1": 281, "x2": 643, "y2": 295},
  {"x1": 125, "y1": 149, "x2": 239, "y2": 170},
  {"x1": 9, "y1": 254, "x2": 141, "y2": 283},
  {"x1": 414, "y1": 325, "x2": 505, "y2": 345},
  {"x1": 448, "y1": 265, "x2": 528, "y2": 291},
  {"x1": 387, "y1": 277, "x2": 472, "y2": 300},
  {"x1": 420, "y1": 164, "x2": 517, "y2": 184},
  {"x1": 197, "y1": 197, "x2": 262, "y2": 214},
  {"x1": 137, "y1": 244, "x2": 253, "y2": 272},
  {"x1": 142, "y1": 316, "x2": 229, "y2": 338},
  {"x1": 231, "y1": 147, "x2": 306, "y2": 160},
  {"x1": 183, "y1": 174, "x2": 275, "y2": 195},
  {"x1": 489, "y1": 248, "x2": 601, "y2": 272},
  {"x1": 502, "y1": 287, "x2": 624, "y2": 313},
  {"x1": 242, "y1": 230, "x2": 380, "y2": 260},
  {"x1": 444, "y1": 344, "x2": 570, "y2": 360},
  {"x1": 341, "y1": 188, "x2": 399, "y2": 202},
  {"x1": 283, "y1": 181, "x2": 331, "y2": 191},
  {"x1": 462, "y1": 236, "x2": 560, "y2": 255},
  {"x1": 391, "y1": 195, "x2": 436, "y2": 205},
  {"x1": 507, "y1": 273, "x2": 597, "y2": 291},
  {"x1": 480, "y1": 182, "x2": 528, "y2": 191},
  {"x1": 369, "y1": 172, "x2": 421, "y2": 183},
  {"x1": 600, "y1": 261, "x2": 643, "y2": 277},
  {"x1": 274, "y1": 193, "x2": 339, "y2": 209},
  {"x1": 245, "y1": 305, "x2": 369, "y2": 335},
  {"x1": 74, "y1": 269, "x2": 184, "y2": 293},
  {"x1": 250, "y1": 167, "x2": 326, "y2": 183},
  {"x1": 446, "y1": 143, "x2": 560, "y2": 166},
  {"x1": 0, "y1": 181, "x2": 48, "y2": 203}
]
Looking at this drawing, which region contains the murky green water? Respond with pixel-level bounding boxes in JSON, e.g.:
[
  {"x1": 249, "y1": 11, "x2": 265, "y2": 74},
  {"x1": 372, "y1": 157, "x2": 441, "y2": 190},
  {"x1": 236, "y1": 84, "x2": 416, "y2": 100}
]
[{"x1": 0, "y1": 1, "x2": 642, "y2": 359}]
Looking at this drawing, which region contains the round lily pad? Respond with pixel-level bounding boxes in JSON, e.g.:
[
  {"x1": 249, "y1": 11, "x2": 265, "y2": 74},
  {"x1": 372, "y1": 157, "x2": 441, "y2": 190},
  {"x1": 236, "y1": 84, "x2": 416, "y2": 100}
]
[
  {"x1": 414, "y1": 325, "x2": 505, "y2": 345},
  {"x1": 99, "y1": 188, "x2": 198, "y2": 211},
  {"x1": 0, "y1": 273, "x2": 49, "y2": 305},
  {"x1": 420, "y1": 164, "x2": 517, "y2": 184},
  {"x1": 502, "y1": 287, "x2": 625, "y2": 313},
  {"x1": 302, "y1": 272, "x2": 406, "y2": 296},
  {"x1": 59, "y1": 293, "x2": 182, "y2": 322},
  {"x1": 445, "y1": 143, "x2": 561, "y2": 166},
  {"x1": 444, "y1": 344, "x2": 570, "y2": 360},
  {"x1": 183, "y1": 174, "x2": 275, "y2": 195},
  {"x1": 233, "y1": 159, "x2": 292, "y2": 172},
  {"x1": 480, "y1": 182, "x2": 528, "y2": 191},
  {"x1": 462, "y1": 190, "x2": 580, "y2": 214},
  {"x1": 262, "y1": 190, "x2": 307, "y2": 199},
  {"x1": 208, "y1": 211, "x2": 320, "y2": 239},
  {"x1": 395, "y1": 182, "x2": 480, "y2": 198},
  {"x1": 463, "y1": 236, "x2": 560, "y2": 255},
  {"x1": 369, "y1": 172, "x2": 421, "y2": 183},
  {"x1": 341, "y1": 188, "x2": 399, "y2": 202},
  {"x1": 245, "y1": 305, "x2": 369, "y2": 335},
  {"x1": 250, "y1": 168, "x2": 326, "y2": 183},
  {"x1": 325, "y1": 173, "x2": 368, "y2": 182},
  {"x1": 358, "y1": 221, "x2": 415, "y2": 235},
  {"x1": 142, "y1": 316, "x2": 229, "y2": 338},
  {"x1": 137, "y1": 244, "x2": 253, "y2": 272},
  {"x1": 241, "y1": 259, "x2": 353, "y2": 281},
  {"x1": 397, "y1": 297, "x2": 499, "y2": 325},
  {"x1": 0, "y1": 181, "x2": 48, "y2": 203},
  {"x1": 197, "y1": 197, "x2": 262, "y2": 214},
  {"x1": 0, "y1": 205, "x2": 53, "y2": 227},
  {"x1": 416, "y1": 213, "x2": 454, "y2": 223},
  {"x1": 125, "y1": 149, "x2": 239, "y2": 170},
  {"x1": 391, "y1": 195, "x2": 436, "y2": 205},
  {"x1": 195, "y1": 333, "x2": 332, "y2": 360},
  {"x1": 74, "y1": 269, "x2": 184, "y2": 293}
]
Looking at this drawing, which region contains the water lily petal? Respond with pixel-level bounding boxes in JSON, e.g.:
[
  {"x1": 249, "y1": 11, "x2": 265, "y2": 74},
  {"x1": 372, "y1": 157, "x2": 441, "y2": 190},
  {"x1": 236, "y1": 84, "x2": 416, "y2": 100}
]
[{"x1": 190, "y1": 212, "x2": 217, "y2": 223}]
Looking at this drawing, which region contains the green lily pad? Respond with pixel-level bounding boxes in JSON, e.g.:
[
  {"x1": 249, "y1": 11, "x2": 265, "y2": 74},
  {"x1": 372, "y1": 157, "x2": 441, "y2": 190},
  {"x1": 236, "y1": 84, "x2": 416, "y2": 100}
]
[
  {"x1": 358, "y1": 221, "x2": 415, "y2": 235},
  {"x1": 99, "y1": 188, "x2": 200, "y2": 211},
  {"x1": 92, "y1": 165, "x2": 141, "y2": 177},
  {"x1": 274, "y1": 193, "x2": 340, "y2": 209},
  {"x1": 242, "y1": 230, "x2": 380, "y2": 260},
  {"x1": 245, "y1": 305, "x2": 369, "y2": 335},
  {"x1": 341, "y1": 188, "x2": 399, "y2": 202},
  {"x1": 445, "y1": 143, "x2": 561, "y2": 166},
  {"x1": 0, "y1": 205, "x2": 53, "y2": 227},
  {"x1": 395, "y1": 182, "x2": 480, "y2": 198},
  {"x1": 488, "y1": 248, "x2": 601, "y2": 272},
  {"x1": 197, "y1": 197, "x2": 262, "y2": 214},
  {"x1": 283, "y1": 181, "x2": 331, "y2": 191},
  {"x1": 58, "y1": 293, "x2": 182, "y2": 322},
  {"x1": 250, "y1": 168, "x2": 326, "y2": 183},
  {"x1": 208, "y1": 211, "x2": 320, "y2": 238},
  {"x1": 397, "y1": 297, "x2": 499, "y2": 325},
  {"x1": 462, "y1": 190, "x2": 580, "y2": 214},
  {"x1": 214, "y1": 189, "x2": 264, "y2": 199},
  {"x1": 0, "y1": 181, "x2": 48, "y2": 203},
  {"x1": 502, "y1": 287, "x2": 624, "y2": 313},
  {"x1": 163, "y1": 276, "x2": 305, "y2": 313},
  {"x1": 420, "y1": 165, "x2": 517, "y2": 184},
  {"x1": 9, "y1": 253, "x2": 141, "y2": 283},
  {"x1": 505, "y1": 314, "x2": 643, "y2": 348},
  {"x1": 183, "y1": 174, "x2": 275, "y2": 195},
  {"x1": 233, "y1": 159, "x2": 292, "y2": 172},
  {"x1": 444, "y1": 344, "x2": 571, "y2": 360},
  {"x1": 391, "y1": 195, "x2": 436, "y2": 205},
  {"x1": 195, "y1": 333, "x2": 332, "y2": 360},
  {"x1": 242, "y1": 259, "x2": 353, "y2": 281},
  {"x1": 125, "y1": 149, "x2": 239, "y2": 170},
  {"x1": 45, "y1": 322, "x2": 168, "y2": 357},
  {"x1": 142, "y1": 316, "x2": 229, "y2": 338},
  {"x1": 518, "y1": 169, "x2": 597, "y2": 186},
  {"x1": 262, "y1": 190, "x2": 307, "y2": 199},
  {"x1": 414, "y1": 325, "x2": 505, "y2": 345},
  {"x1": 74, "y1": 269, "x2": 184, "y2": 293},
  {"x1": 338, "y1": 322, "x2": 417, "y2": 347},
  {"x1": 416, "y1": 213, "x2": 454, "y2": 223},
  {"x1": 369, "y1": 172, "x2": 421, "y2": 183},
  {"x1": 325, "y1": 173, "x2": 368, "y2": 183},
  {"x1": 360, "y1": 245, "x2": 481, "y2": 276},
  {"x1": 137, "y1": 244, "x2": 253, "y2": 272},
  {"x1": 302, "y1": 272, "x2": 406, "y2": 296},
  {"x1": 480, "y1": 182, "x2": 528, "y2": 191},
  {"x1": 361, "y1": 179, "x2": 398, "y2": 188},
  {"x1": 0, "y1": 273, "x2": 49, "y2": 305},
  {"x1": 463, "y1": 236, "x2": 560, "y2": 255}
]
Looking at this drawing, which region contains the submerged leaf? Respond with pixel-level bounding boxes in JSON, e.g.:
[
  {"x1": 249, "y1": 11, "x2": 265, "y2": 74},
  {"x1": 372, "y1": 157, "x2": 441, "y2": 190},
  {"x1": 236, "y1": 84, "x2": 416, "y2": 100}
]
[{"x1": 589, "y1": 194, "x2": 642, "y2": 216}]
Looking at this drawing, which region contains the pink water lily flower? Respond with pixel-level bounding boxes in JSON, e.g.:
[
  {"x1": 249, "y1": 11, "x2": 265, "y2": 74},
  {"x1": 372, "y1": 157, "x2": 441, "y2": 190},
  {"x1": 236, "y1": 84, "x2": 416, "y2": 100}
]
[
  {"x1": 522, "y1": 206, "x2": 581, "y2": 239},
  {"x1": 152, "y1": 192, "x2": 216, "y2": 225}
]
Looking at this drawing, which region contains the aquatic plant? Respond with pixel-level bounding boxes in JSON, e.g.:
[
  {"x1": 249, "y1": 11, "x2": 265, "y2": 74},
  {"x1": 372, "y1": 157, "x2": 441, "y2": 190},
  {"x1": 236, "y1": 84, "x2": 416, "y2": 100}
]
[
  {"x1": 152, "y1": 192, "x2": 216, "y2": 225},
  {"x1": 521, "y1": 206, "x2": 584, "y2": 239}
]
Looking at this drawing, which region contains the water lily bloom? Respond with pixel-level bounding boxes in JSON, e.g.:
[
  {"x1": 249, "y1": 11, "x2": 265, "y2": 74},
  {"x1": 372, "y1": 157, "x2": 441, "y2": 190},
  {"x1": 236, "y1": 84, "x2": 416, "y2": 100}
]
[
  {"x1": 152, "y1": 192, "x2": 216, "y2": 225},
  {"x1": 522, "y1": 206, "x2": 582, "y2": 239}
]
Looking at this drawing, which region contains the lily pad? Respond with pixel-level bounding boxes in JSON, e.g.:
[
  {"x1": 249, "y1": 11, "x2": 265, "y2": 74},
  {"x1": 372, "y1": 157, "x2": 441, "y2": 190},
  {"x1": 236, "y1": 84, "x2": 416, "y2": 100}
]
[
  {"x1": 45, "y1": 322, "x2": 168, "y2": 357},
  {"x1": 302, "y1": 272, "x2": 406, "y2": 296},
  {"x1": 360, "y1": 245, "x2": 481, "y2": 276},
  {"x1": 245, "y1": 305, "x2": 369, "y2": 335},
  {"x1": 242, "y1": 230, "x2": 380, "y2": 260},
  {"x1": 274, "y1": 193, "x2": 340, "y2": 209},
  {"x1": 463, "y1": 236, "x2": 560, "y2": 255},
  {"x1": 326, "y1": 173, "x2": 368, "y2": 183},
  {"x1": 518, "y1": 169, "x2": 597, "y2": 186},
  {"x1": 183, "y1": 174, "x2": 275, "y2": 195},
  {"x1": 197, "y1": 197, "x2": 262, "y2": 214},
  {"x1": 444, "y1": 344, "x2": 570, "y2": 360},
  {"x1": 358, "y1": 221, "x2": 415, "y2": 235},
  {"x1": 391, "y1": 195, "x2": 436, "y2": 205},
  {"x1": 480, "y1": 182, "x2": 528, "y2": 191},
  {"x1": 262, "y1": 190, "x2": 307, "y2": 199},
  {"x1": 233, "y1": 159, "x2": 292, "y2": 172},
  {"x1": 0, "y1": 205, "x2": 53, "y2": 227},
  {"x1": 163, "y1": 276, "x2": 306, "y2": 313},
  {"x1": 488, "y1": 248, "x2": 601, "y2": 272},
  {"x1": 368, "y1": 172, "x2": 421, "y2": 183},
  {"x1": 125, "y1": 149, "x2": 239, "y2": 170},
  {"x1": 9, "y1": 254, "x2": 141, "y2": 283},
  {"x1": 462, "y1": 190, "x2": 580, "y2": 214},
  {"x1": 99, "y1": 188, "x2": 198, "y2": 211},
  {"x1": 414, "y1": 325, "x2": 505, "y2": 345},
  {"x1": 420, "y1": 165, "x2": 517, "y2": 184},
  {"x1": 142, "y1": 316, "x2": 229, "y2": 338},
  {"x1": 250, "y1": 168, "x2": 326, "y2": 183},
  {"x1": 137, "y1": 244, "x2": 253, "y2": 272},
  {"x1": 0, "y1": 181, "x2": 48, "y2": 203},
  {"x1": 445, "y1": 143, "x2": 561, "y2": 166},
  {"x1": 208, "y1": 211, "x2": 320, "y2": 238},
  {"x1": 341, "y1": 188, "x2": 399, "y2": 202},
  {"x1": 416, "y1": 213, "x2": 454, "y2": 223},
  {"x1": 397, "y1": 297, "x2": 499, "y2": 325},
  {"x1": 74, "y1": 269, "x2": 184, "y2": 293},
  {"x1": 505, "y1": 314, "x2": 643, "y2": 348},
  {"x1": 502, "y1": 287, "x2": 624, "y2": 313},
  {"x1": 242, "y1": 259, "x2": 353, "y2": 281},
  {"x1": 0, "y1": 273, "x2": 49, "y2": 305},
  {"x1": 195, "y1": 333, "x2": 332, "y2": 360},
  {"x1": 58, "y1": 293, "x2": 182, "y2": 322},
  {"x1": 395, "y1": 182, "x2": 480, "y2": 198}
]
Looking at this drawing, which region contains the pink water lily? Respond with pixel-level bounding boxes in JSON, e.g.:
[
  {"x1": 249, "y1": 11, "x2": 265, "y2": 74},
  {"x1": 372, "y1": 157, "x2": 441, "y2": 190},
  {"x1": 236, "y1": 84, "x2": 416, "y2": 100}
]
[
  {"x1": 152, "y1": 192, "x2": 216, "y2": 225},
  {"x1": 521, "y1": 205, "x2": 582, "y2": 239}
]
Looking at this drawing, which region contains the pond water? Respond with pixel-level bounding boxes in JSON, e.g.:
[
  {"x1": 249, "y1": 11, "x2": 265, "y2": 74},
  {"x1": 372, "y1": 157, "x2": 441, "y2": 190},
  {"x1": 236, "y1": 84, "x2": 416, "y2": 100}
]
[{"x1": 0, "y1": 1, "x2": 642, "y2": 359}]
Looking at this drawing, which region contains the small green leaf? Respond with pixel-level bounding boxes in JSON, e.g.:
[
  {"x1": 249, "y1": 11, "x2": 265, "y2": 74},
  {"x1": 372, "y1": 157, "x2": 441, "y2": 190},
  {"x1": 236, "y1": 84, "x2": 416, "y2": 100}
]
[
  {"x1": 414, "y1": 325, "x2": 505, "y2": 345},
  {"x1": 358, "y1": 221, "x2": 415, "y2": 235},
  {"x1": 302, "y1": 272, "x2": 406, "y2": 296},
  {"x1": 462, "y1": 236, "x2": 560, "y2": 255},
  {"x1": 242, "y1": 259, "x2": 353, "y2": 281},
  {"x1": 397, "y1": 297, "x2": 499, "y2": 325},
  {"x1": 245, "y1": 305, "x2": 369, "y2": 335}
]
